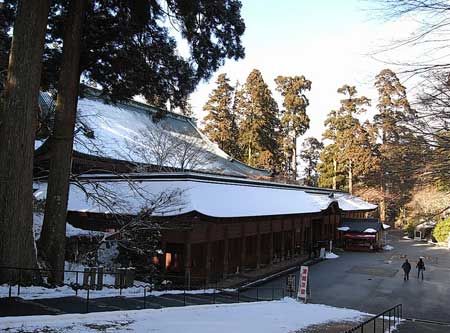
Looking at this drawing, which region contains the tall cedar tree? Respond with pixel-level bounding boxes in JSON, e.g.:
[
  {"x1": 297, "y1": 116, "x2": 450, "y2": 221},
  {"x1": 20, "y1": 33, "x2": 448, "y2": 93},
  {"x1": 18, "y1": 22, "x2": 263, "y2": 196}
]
[
  {"x1": 319, "y1": 85, "x2": 375, "y2": 194},
  {"x1": 203, "y1": 74, "x2": 240, "y2": 158},
  {"x1": 39, "y1": 0, "x2": 86, "y2": 284},
  {"x1": 37, "y1": 0, "x2": 246, "y2": 280},
  {"x1": 0, "y1": 0, "x2": 50, "y2": 283},
  {"x1": 275, "y1": 75, "x2": 311, "y2": 179},
  {"x1": 372, "y1": 69, "x2": 419, "y2": 222},
  {"x1": 299, "y1": 137, "x2": 323, "y2": 187},
  {"x1": 0, "y1": 2, "x2": 14, "y2": 89},
  {"x1": 318, "y1": 143, "x2": 346, "y2": 189},
  {"x1": 238, "y1": 69, "x2": 280, "y2": 171}
]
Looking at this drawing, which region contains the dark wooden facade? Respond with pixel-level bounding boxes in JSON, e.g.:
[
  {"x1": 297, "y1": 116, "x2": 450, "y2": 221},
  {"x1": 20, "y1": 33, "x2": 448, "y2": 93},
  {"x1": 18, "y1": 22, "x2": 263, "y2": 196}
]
[{"x1": 67, "y1": 203, "x2": 369, "y2": 285}]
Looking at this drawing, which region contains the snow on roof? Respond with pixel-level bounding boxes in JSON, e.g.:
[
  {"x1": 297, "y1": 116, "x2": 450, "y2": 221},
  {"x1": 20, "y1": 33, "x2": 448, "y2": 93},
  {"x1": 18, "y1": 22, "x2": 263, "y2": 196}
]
[
  {"x1": 34, "y1": 176, "x2": 377, "y2": 218},
  {"x1": 339, "y1": 218, "x2": 383, "y2": 233},
  {"x1": 33, "y1": 212, "x2": 104, "y2": 240},
  {"x1": 37, "y1": 92, "x2": 270, "y2": 178}
]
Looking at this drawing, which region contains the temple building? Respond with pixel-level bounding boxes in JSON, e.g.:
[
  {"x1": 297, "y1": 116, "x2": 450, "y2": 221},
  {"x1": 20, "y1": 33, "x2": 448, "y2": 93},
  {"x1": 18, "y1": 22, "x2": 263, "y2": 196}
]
[{"x1": 33, "y1": 90, "x2": 377, "y2": 286}]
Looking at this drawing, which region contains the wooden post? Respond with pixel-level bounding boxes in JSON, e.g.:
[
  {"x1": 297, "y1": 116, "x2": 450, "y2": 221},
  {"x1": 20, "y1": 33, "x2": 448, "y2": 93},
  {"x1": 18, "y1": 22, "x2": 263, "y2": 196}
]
[
  {"x1": 269, "y1": 221, "x2": 274, "y2": 265},
  {"x1": 125, "y1": 267, "x2": 135, "y2": 288},
  {"x1": 82, "y1": 267, "x2": 90, "y2": 289},
  {"x1": 281, "y1": 220, "x2": 285, "y2": 261},
  {"x1": 291, "y1": 219, "x2": 296, "y2": 258},
  {"x1": 96, "y1": 266, "x2": 103, "y2": 290},
  {"x1": 161, "y1": 240, "x2": 167, "y2": 273},
  {"x1": 223, "y1": 226, "x2": 229, "y2": 279},
  {"x1": 240, "y1": 223, "x2": 246, "y2": 272},
  {"x1": 89, "y1": 267, "x2": 96, "y2": 290},
  {"x1": 256, "y1": 223, "x2": 261, "y2": 269},
  {"x1": 206, "y1": 225, "x2": 212, "y2": 284},
  {"x1": 185, "y1": 232, "x2": 192, "y2": 290}
]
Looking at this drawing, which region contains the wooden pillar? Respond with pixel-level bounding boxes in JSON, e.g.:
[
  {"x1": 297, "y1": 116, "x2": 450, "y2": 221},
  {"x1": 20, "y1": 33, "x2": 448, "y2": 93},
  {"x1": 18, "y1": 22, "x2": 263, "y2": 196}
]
[
  {"x1": 256, "y1": 222, "x2": 261, "y2": 269},
  {"x1": 223, "y1": 226, "x2": 229, "y2": 279},
  {"x1": 281, "y1": 220, "x2": 285, "y2": 261},
  {"x1": 184, "y1": 231, "x2": 192, "y2": 290},
  {"x1": 161, "y1": 239, "x2": 167, "y2": 273},
  {"x1": 269, "y1": 221, "x2": 274, "y2": 265},
  {"x1": 240, "y1": 223, "x2": 246, "y2": 272},
  {"x1": 291, "y1": 218, "x2": 296, "y2": 257},
  {"x1": 206, "y1": 224, "x2": 212, "y2": 284}
]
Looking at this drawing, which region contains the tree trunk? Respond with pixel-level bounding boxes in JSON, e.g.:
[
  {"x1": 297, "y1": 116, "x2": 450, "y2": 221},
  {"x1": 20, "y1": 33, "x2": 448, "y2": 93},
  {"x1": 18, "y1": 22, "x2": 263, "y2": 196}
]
[
  {"x1": 291, "y1": 140, "x2": 297, "y2": 180},
  {"x1": 39, "y1": 0, "x2": 85, "y2": 284},
  {"x1": 0, "y1": 0, "x2": 50, "y2": 283},
  {"x1": 379, "y1": 171, "x2": 386, "y2": 223},
  {"x1": 332, "y1": 158, "x2": 337, "y2": 190},
  {"x1": 348, "y1": 160, "x2": 353, "y2": 195}
]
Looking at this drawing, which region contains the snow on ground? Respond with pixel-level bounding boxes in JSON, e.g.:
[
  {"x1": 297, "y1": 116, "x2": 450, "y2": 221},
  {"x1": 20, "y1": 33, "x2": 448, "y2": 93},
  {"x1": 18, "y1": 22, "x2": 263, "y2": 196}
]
[
  {"x1": 325, "y1": 252, "x2": 339, "y2": 259},
  {"x1": 383, "y1": 245, "x2": 394, "y2": 251},
  {"x1": 0, "y1": 282, "x2": 234, "y2": 300},
  {"x1": 0, "y1": 298, "x2": 369, "y2": 333}
]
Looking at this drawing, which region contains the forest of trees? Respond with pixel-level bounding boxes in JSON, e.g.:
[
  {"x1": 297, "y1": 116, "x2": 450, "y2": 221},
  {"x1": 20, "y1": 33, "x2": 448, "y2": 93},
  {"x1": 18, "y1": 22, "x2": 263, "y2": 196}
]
[
  {"x1": 202, "y1": 64, "x2": 448, "y2": 230},
  {"x1": 202, "y1": 70, "x2": 312, "y2": 176}
]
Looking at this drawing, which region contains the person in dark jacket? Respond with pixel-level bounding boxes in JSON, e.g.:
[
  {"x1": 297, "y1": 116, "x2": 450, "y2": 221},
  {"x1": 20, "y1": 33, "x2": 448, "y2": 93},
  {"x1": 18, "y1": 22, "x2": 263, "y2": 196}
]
[
  {"x1": 417, "y1": 258, "x2": 425, "y2": 280},
  {"x1": 401, "y1": 259, "x2": 411, "y2": 280}
]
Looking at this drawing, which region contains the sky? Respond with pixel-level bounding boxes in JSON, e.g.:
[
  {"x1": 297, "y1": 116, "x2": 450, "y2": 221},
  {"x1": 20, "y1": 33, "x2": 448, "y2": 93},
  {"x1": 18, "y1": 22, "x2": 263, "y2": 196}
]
[{"x1": 189, "y1": 0, "x2": 418, "y2": 141}]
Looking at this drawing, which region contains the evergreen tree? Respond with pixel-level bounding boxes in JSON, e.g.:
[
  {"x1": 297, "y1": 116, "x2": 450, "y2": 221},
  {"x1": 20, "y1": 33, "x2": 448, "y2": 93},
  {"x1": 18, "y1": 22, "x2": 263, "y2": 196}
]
[
  {"x1": 39, "y1": 0, "x2": 86, "y2": 284},
  {"x1": 0, "y1": 0, "x2": 246, "y2": 280},
  {"x1": 372, "y1": 69, "x2": 420, "y2": 223},
  {"x1": 319, "y1": 85, "x2": 375, "y2": 194},
  {"x1": 0, "y1": 0, "x2": 51, "y2": 283},
  {"x1": 299, "y1": 137, "x2": 323, "y2": 187},
  {"x1": 238, "y1": 69, "x2": 280, "y2": 170},
  {"x1": 203, "y1": 74, "x2": 240, "y2": 158},
  {"x1": 318, "y1": 144, "x2": 346, "y2": 190},
  {"x1": 0, "y1": 1, "x2": 14, "y2": 89},
  {"x1": 275, "y1": 75, "x2": 311, "y2": 179}
]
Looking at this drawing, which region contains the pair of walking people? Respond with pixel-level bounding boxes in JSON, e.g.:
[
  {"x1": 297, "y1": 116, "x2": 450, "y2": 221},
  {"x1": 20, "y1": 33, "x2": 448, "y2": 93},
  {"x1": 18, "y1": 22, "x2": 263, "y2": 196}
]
[{"x1": 401, "y1": 258, "x2": 425, "y2": 280}]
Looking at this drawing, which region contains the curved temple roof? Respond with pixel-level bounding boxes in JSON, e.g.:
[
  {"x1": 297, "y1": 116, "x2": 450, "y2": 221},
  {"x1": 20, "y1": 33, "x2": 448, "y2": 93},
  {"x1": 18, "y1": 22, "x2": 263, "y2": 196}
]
[
  {"x1": 34, "y1": 174, "x2": 377, "y2": 218},
  {"x1": 37, "y1": 91, "x2": 271, "y2": 178}
]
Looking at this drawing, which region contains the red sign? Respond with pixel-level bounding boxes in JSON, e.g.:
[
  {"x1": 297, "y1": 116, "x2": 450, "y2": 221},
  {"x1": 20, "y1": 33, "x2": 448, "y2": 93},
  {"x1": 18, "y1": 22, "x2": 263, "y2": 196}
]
[{"x1": 297, "y1": 265, "x2": 309, "y2": 301}]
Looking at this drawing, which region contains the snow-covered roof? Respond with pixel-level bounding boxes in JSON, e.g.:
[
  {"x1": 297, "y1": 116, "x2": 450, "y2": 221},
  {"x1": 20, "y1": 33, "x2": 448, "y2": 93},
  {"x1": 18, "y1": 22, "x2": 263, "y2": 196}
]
[
  {"x1": 33, "y1": 173, "x2": 377, "y2": 218},
  {"x1": 339, "y1": 218, "x2": 384, "y2": 233},
  {"x1": 37, "y1": 91, "x2": 270, "y2": 178},
  {"x1": 33, "y1": 213, "x2": 104, "y2": 240}
]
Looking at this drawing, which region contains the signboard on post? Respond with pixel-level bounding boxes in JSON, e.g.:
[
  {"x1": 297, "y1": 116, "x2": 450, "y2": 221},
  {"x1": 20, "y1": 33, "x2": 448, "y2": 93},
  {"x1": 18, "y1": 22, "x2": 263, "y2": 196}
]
[
  {"x1": 286, "y1": 274, "x2": 296, "y2": 296},
  {"x1": 297, "y1": 265, "x2": 309, "y2": 303}
]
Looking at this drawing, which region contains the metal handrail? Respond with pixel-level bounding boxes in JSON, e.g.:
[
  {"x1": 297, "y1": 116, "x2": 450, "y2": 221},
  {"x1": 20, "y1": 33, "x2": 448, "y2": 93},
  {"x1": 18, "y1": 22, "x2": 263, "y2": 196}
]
[
  {"x1": 345, "y1": 304, "x2": 402, "y2": 333},
  {"x1": 0, "y1": 266, "x2": 286, "y2": 315}
]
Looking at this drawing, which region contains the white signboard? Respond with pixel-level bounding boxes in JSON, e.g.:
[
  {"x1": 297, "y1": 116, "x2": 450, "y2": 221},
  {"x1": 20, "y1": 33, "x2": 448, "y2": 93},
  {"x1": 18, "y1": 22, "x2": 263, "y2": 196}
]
[
  {"x1": 297, "y1": 265, "x2": 309, "y2": 302},
  {"x1": 286, "y1": 274, "x2": 296, "y2": 292}
]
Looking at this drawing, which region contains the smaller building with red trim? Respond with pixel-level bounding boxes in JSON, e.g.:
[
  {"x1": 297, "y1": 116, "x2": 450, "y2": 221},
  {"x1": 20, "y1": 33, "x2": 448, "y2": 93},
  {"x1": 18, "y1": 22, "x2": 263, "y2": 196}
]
[{"x1": 338, "y1": 218, "x2": 387, "y2": 251}]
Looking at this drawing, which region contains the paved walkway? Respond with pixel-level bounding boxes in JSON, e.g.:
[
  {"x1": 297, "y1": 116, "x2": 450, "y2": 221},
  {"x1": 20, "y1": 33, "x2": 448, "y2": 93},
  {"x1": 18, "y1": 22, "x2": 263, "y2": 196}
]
[{"x1": 257, "y1": 230, "x2": 450, "y2": 332}]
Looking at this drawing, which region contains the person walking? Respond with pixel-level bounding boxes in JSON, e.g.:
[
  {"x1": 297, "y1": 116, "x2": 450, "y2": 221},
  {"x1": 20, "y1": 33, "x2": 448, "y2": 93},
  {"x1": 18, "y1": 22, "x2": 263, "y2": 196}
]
[
  {"x1": 401, "y1": 259, "x2": 411, "y2": 281},
  {"x1": 416, "y1": 258, "x2": 426, "y2": 280}
]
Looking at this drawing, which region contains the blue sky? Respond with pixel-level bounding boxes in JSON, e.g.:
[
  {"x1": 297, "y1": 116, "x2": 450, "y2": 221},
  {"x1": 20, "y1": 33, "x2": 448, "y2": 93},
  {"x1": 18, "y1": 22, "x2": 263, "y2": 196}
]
[{"x1": 190, "y1": 0, "x2": 414, "y2": 140}]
